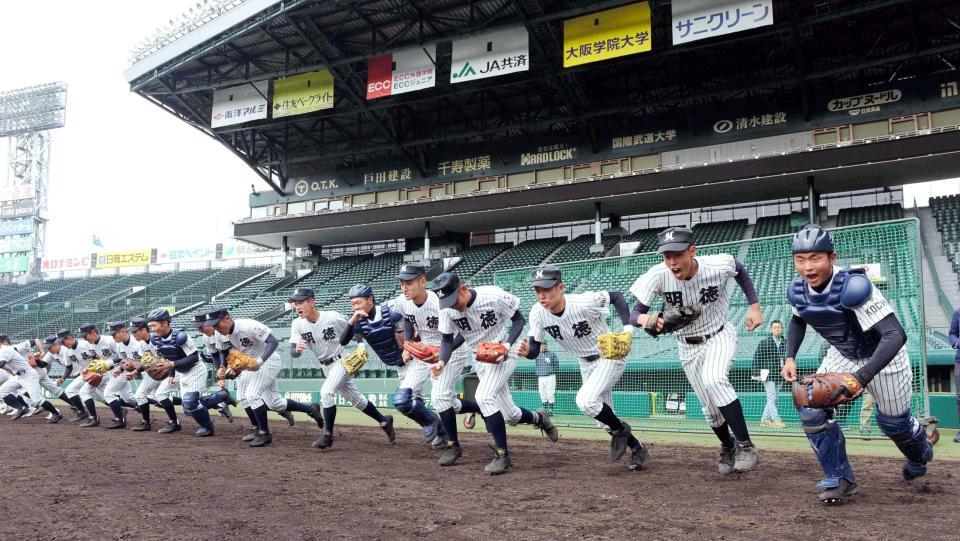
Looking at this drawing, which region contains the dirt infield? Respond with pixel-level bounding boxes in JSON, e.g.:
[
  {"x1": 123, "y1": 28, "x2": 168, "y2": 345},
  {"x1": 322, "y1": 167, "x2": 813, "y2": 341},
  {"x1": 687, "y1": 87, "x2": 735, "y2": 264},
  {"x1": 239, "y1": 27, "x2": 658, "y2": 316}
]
[{"x1": 1, "y1": 410, "x2": 956, "y2": 540}]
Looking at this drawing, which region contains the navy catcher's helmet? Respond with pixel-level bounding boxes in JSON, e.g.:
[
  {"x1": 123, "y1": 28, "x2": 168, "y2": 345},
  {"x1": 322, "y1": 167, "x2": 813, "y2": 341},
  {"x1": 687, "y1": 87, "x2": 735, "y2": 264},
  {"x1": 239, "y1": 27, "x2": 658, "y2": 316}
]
[
  {"x1": 147, "y1": 308, "x2": 172, "y2": 322},
  {"x1": 791, "y1": 224, "x2": 834, "y2": 254},
  {"x1": 348, "y1": 284, "x2": 374, "y2": 298}
]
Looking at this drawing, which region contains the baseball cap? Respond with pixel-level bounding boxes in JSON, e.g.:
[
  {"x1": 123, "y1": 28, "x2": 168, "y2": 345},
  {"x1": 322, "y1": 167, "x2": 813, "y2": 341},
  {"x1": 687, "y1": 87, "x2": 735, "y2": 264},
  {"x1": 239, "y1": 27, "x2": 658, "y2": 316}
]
[
  {"x1": 44, "y1": 335, "x2": 57, "y2": 346},
  {"x1": 657, "y1": 227, "x2": 694, "y2": 254},
  {"x1": 396, "y1": 262, "x2": 428, "y2": 281},
  {"x1": 79, "y1": 323, "x2": 97, "y2": 334},
  {"x1": 191, "y1": 312, "x2": 208, "y2": 329},
  {"x1": 288, "y1": 287, "x2": 315, "y2": 302},
  {"x1": 202, "y1": 307, "x2": 229, "y2": 328},
  {"x1": 56, "y1": 328, "x2": 72, "y2": 340},
  {"x1": 106, "y1": 321, "x2": 126, "y2": 336},
  {"x1": 531, "y1": 265, "x2": 562, "y2": 289},
  {"x1": 128, "y1": 318, "x2": 149, "y2": 332},
  {"x1": 431, "y1": 272, "x2": 461, "y2": 309}
]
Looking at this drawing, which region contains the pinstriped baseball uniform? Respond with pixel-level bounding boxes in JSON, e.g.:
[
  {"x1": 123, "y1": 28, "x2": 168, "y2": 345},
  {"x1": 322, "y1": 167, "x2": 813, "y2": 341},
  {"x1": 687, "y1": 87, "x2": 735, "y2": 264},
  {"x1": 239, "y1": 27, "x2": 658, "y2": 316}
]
[
  {"x1": 797, "y1": 267, "x2": 913, "y2": 415},
  {"x1": 0, "y1": 345, "x2": 47, "y2": 408},
  {"x1": 439, "y1": 286, "x2": 523, "y2": 422},
  {"x1": 131, "y1": 337, "x2": 163, "y2": 406},
  {"x1": 395, "y1": 291, "x2": 469, "y2": 413},
  {"x1": 154, "y1": 330, "x2": 209, "y2": 402},
  {"x1": 37, "y1": 350, "x2": 64, "y2": 397},
  {"x1": 630, "y1": 254, "x2": 742, "y2": 427},
  {"x1": 103, "y1": 338, "x2": 139, "y2": 404},
  {"x1": 290, "y1": 311, "x2": 368, "y2": 410},
  {"x1": 77, "y1": 336, "x2": 118, "y2": 404},
  {"x1": 529, "y1": 291, "x2": 627, "y2": 418},
  {"x1": 61, "y1": 343, "x2": 87, "y2": 399},
  {"x1": 220, "y1": 319, "x2": 285, "y2": 411}
]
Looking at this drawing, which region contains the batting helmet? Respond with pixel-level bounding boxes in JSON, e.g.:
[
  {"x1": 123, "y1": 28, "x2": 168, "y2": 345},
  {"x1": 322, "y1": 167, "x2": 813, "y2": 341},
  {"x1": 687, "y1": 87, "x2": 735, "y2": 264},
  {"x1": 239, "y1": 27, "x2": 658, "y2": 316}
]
[
  {"x1": 348, "y1": 284, "x2": 374, "y2": 298},
  {"x1": 791, "y1": 224, "x2": 834, "y2": 254}
]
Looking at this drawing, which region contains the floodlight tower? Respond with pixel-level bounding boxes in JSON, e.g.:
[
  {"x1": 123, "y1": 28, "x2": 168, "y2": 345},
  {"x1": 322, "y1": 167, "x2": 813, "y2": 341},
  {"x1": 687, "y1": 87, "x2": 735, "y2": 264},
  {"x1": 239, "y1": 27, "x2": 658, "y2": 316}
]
[{"x1": 0, "y1": 82, "x2": 67, "y2": 279}]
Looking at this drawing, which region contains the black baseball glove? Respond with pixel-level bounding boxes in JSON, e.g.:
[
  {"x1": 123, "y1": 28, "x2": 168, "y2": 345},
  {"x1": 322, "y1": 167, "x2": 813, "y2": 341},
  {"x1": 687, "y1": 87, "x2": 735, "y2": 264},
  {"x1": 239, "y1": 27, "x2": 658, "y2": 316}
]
[{"x1": 644, "y1": 304, "x2": 701, "y2": 337}]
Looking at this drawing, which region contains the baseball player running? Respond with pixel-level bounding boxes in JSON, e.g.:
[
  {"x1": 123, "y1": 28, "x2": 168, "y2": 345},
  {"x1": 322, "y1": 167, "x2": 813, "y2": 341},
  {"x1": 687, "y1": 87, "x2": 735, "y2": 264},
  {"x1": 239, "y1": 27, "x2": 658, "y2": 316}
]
[
  {"x1": 191, "y1": 314, "x2": 238, "y2": 424},
  {"x1": 431, "y1": 272, "x2": 558, "y2": 474},
  {"x1": 101, "y1": 322, "x2": 140, "y2": 429},
  {"x1": 34, "y1": 335, "x2": 70, "y2": 423},
  {"x1": 147, "y1": 309, "x2": 236, "y2": 438},
  {"x1": 75, "y1": 323, "x2": 120, "y2": 428},
  {"x1": 1, "y1": 335, "x2": 58, "y2": 418},
  {"x1": 208, "y1": 307, "x2": 324, "y2": 447},
  {"x1": 521, "y1": 265, "x2": 648, "y2": 471},
  {"x1": 394, "y1": 263, "x2": 481, "y2": 465},
  {"x1": 122, "y1": 318, "x2": 179, "y2": 432},
  {"x1": 54, "y1": 329, "x2": 92, "y2": 423},
  {"x1": 289, "y1": 287, "x2": 395, "y2": 449},
  {"x1": 783, "y1": 225, "x2": 934, "y2": 503},
  {"x1": 630, "y1": 227, "x2": 763, "y2": 474},
  {"x1": 339, "y1": 284, "x2": 438, "y2": 448},
  {"x1": 0, "y1": 340, "x2": 62, "y2": 422}
]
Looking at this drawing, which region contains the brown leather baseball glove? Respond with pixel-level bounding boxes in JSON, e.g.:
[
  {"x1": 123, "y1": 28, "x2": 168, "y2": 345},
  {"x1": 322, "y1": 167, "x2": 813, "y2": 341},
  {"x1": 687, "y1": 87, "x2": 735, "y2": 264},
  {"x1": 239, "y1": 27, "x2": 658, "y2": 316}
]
[
  {"x1": 792, "y1": 372, "x2": 865, "y2": 408},
  {"x1": 475, "y1": 342, "x2": 508, "y2": 364},
  {"x1": 403, "y1": 341, "x2": 440, "y2": 363}
]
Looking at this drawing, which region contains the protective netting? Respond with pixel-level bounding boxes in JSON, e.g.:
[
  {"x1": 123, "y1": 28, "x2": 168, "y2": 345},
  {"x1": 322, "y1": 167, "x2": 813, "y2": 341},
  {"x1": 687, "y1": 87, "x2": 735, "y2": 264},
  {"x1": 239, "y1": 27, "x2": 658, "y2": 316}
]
[{"x1": 493, "y1": 219, "x2": 926, "y2": 434}]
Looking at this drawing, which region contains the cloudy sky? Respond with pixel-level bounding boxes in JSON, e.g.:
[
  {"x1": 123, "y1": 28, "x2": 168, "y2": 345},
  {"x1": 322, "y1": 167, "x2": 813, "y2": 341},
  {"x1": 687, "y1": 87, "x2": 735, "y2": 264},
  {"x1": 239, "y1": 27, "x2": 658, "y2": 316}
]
[{"x1": 1, "y1": 1, "x2": 957, "y2": 259}]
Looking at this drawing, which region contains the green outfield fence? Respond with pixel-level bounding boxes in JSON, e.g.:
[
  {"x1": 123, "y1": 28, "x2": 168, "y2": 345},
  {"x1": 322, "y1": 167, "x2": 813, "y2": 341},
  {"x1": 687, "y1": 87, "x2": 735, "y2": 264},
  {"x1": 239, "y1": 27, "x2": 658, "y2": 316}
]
[{"x1": 493, "y1": 219, "x2": 928, "y2": 435}]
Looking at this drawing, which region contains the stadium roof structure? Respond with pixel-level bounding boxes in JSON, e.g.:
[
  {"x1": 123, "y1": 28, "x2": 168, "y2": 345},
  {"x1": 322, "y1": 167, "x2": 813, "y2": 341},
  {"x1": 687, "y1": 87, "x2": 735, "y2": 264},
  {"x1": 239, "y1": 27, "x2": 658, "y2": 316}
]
[{"x1": 127, "y1": 0, "x2": 960, "y2": 246}]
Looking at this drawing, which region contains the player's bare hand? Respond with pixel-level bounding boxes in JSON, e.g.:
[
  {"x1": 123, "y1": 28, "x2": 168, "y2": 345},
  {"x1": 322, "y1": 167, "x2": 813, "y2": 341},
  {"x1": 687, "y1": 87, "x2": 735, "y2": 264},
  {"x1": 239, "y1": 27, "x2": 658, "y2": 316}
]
[
  {"x1": 429, "y1": 360, "x2": 445, "y2": 379},
  {"x1": 125, "y1": 371, "x2": 136, "y2": 381},
  {"x1": 167, "y1": 376, "x2": 175, "y2": 385},
  {"x1": 401, "y1": 350, "x2": 412, "y2": 364},
  {"x1": 781, "y1": 358, "x2": 797, "y2": 382},
  {"x1": 217, "y1": 379, "x2": 226, "y2": 389},
  {"x1": 112, "y1": 369, "x2": 122, "y2": 377},
  {"x1": 745, "y1": 304, "x2": 763, "y2": 331},
  {"x1": 295, "y1": 339, "x2": 307, "y2": 353},
  {"x1": 516, "y1": 339, "x2": 529, "y2": 358},
  {"x1": 349, "y1": 310, "x2": 367, "y2": 325},
  {"x1": 55, "y1": 377, "x2": 64, "y2": 386},
  {"x1": 216, "y1": 366, "x2": 228, "y2": 380}
]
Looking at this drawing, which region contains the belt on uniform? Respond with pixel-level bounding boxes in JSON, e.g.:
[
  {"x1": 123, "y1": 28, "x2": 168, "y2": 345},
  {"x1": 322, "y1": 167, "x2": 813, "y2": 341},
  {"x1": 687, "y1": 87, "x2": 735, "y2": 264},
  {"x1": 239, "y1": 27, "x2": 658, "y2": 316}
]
[
  {"x1": 320, "y1": 353, "x2": 342, "y2": 366},
  {"x1": 682, "y1": 325, "x2": 725, "y2": 345},
  {"x1": 582, "y1": 354, "x2": 600, "y2": 362}
]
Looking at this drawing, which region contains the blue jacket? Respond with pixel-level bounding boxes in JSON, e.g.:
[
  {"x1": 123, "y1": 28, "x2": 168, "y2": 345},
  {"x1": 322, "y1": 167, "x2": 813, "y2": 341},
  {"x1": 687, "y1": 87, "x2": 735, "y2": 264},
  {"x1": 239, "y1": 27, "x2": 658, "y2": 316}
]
[{"x1": 949, "y1": 308, "x2": 960, "y2": 361}]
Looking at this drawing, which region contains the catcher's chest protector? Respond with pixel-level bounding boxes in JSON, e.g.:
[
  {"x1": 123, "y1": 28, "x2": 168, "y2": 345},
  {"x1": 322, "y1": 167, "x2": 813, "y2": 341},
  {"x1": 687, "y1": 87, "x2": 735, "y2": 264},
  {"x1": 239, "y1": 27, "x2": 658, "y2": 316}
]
[
  {"x1": 359, "y1": 305, "x2": 403, "y2": 366},
  {"x1": 151, "y1": 330, "x2": 190, "y2": 361},
  {"x1": 787, "y1": 269, "x2": 878, "y2": 359}
]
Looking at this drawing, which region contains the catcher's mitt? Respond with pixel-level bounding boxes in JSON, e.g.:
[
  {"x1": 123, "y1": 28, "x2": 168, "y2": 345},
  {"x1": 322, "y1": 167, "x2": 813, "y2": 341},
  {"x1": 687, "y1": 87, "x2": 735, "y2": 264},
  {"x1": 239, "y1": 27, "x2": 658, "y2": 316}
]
[
  {"x1": 475, "y1": 342, "x2": 508, "y2": 364},
  {"x1": 598, "y1": 331, "x2": 632, "y2": 360},
  {"x1": 644, "y1": 304, "x2": 701, "y2": 337},
  {"x1": 87, "y1": 359, "x2": 112, "y2": 374},
  {"x1": 141, "y1": 352, "x2": 174, "y2": 381},
  {"x1": 226, "y1": 350, "x2": 259, "y2": 372},
  {"x1": 120, "y1": 359, "x2": 139, "y2": 372},
  {"x1": 792, "y1": 372, "x2": 865, "y2": 408},
  {"x1": 342, "y1": 348, "x2": 368, "y2": 375},
  {"x1": 403, "y1": 341, "x2": 440, "y2": 363},
  {"x1": 81, "y1": 370, "x2": 103, "y2": 387}
]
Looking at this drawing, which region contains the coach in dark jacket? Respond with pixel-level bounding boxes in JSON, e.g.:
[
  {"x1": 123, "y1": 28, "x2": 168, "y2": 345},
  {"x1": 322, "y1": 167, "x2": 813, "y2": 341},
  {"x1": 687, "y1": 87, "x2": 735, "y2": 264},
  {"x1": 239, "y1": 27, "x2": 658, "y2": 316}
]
[
  {"x1": 753, "y1": 320, "x2": 785, "y2": 427},
  {"x1": 950, "y1": 308, "x2": 960, "y2": 443}
]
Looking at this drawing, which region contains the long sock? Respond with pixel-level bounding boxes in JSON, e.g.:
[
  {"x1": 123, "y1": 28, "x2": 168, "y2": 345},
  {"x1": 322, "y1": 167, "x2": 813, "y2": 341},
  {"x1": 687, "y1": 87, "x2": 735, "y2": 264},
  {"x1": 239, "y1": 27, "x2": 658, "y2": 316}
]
[
  {"x1": 83, "y1": 399, "x2": 98, "y2": 419},
  {"x1": 123, "y1": 399, "x2": 137, "y2": 409},
  {"x1": 712, "y1": 422, "x2": 736, "y2": 448},
  {"x1": 159, "y1": 398, "x2": 178, "y2": 422},
  {"x1": 440, "y1": 408, "x2": 458, "y2": 445},
  {"x1": 108, "y1": 400, "x2": 123, "y2": 420},
  {"x1": 67, "y1": 394, "x2": 84, "y2": 412},
  {"x1": 361, "y1": 402, "x2": 384, "y2": 423},
  {"x1": 484, "y1": 411, "x2": 509, "y2": 452},
  {"x1": 253, "y1": 404, "x2": 269, "y2": 432},
  {"x1": 518, "y1": 408, "x2": 537, "y2": 425},
  {"x1": 595, "y1": 403, "x2": 624, "y2": 432},
  {"x1": 284, "y1": 399, "x2": 313, "y2": 414},
  {"x1": 244, "y1": 406, "x2": 257, "y2": 428},
  {"x1": 41, "y1": 401, "x2": 58, "y2": 414},
  {"x1": 322, "y1": 406, "x2": 337, "y2": 432},
  {"x1": 717, "y1": 400, "x2": 751, "y2": 443},
  {"x1": 13, "y1": 395, "x2": 28, "y2": 409},
  {"x1": 138, "y1": 403, "x2": 150, "y2": 422},
  {"x1": 459, "y1": 399, "x2": 481, "y2": 413},
  {"x1": 171, "y1": 396, "x2": 182, "y2": 406},
  {"x1": 2, "y1": 395, "x2": 17, "y2": 408}
]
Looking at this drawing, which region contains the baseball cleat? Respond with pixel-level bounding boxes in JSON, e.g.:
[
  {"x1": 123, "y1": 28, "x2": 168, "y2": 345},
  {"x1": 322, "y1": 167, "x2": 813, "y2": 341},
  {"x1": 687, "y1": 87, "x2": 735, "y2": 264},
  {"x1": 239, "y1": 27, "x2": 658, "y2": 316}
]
[
  {"x1": 818, "y1": 479, "x2": 858, "y2": 504},
  {"x1": 610, "y1": 422, "x2": 633, "y2": 462},
  {"x1": 718, "y1": 445, "x2": 736, "y2": 475},
  {"x1": 628, "y1": 444, "x2": 649, "y2": 471},
  {"x1": 218, "y1": 405, "x2": 234, "y2": 423},
  {"x1": 313, "y1": 431, "x2": 334, "y2": 449},
  {"x1": 381, "y1": 415, "x2": 396, "y2": 443},
  {"x1": 158, "y1": 420, "x2": 181, "y2": 434},
  {"x1": 484, "y1": 446, "x2": 512, "y2": 475},
  {"x1": 463, "y1": 412, "x2": 476, "y2": 430},
  {"x1": 534, "y1": 408, "x2": 559, "y2": 442},
  {"x1": 47, "y1": 411, "x2": 63, "y2": 424},
  {"x1": 10, "y1": 407, "x2": 29, "y2": 421},
  {"x1": 132, "y1": 421, "x2": 152, "y2": 432},
  {"x1": 438, "y1": 443, "x2": 463, "y2": 466},
  {"x1": 248, "y1": 430, "x2": 272, "y2": 447},
  {"x1": 26, "y1": 406, "x2": 43, "y2": 418},
  {"x1": 733, "y1": 441, "x2": 759, "y2": 472},
  {"x1": 5, "y1": 408, "x2": 16, "y2": 416},
  {"x1": 279, "y1": 410, "x2": 295, "y2": 427},
  {"x1": 242, "y1": 431, "x2": 259, "y2": 443},
  {"x1": 308, "y1": 403, "x2": 324, "y2": 430},
  {"x1": 196, "y1": 426, "x2": 215, "y2": 437},
  {"x1": 223, "y1": 393, "x2": 238, "y2": 407},
  {"x1": 79, "y1": 417, "x2": 100, "y2": 428},
  {"x1": 0, "y1": 404, "x2": 8, "y2": 414},
  {"x1": 104, "y1": 418, "x2": 127, "y2": 430},
  {"x1": 69, "y1": 411, "x2": 88, "y2": 423},
  {"x1": 423, "y1": 415, "x2": 441, "y2": 442}
]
